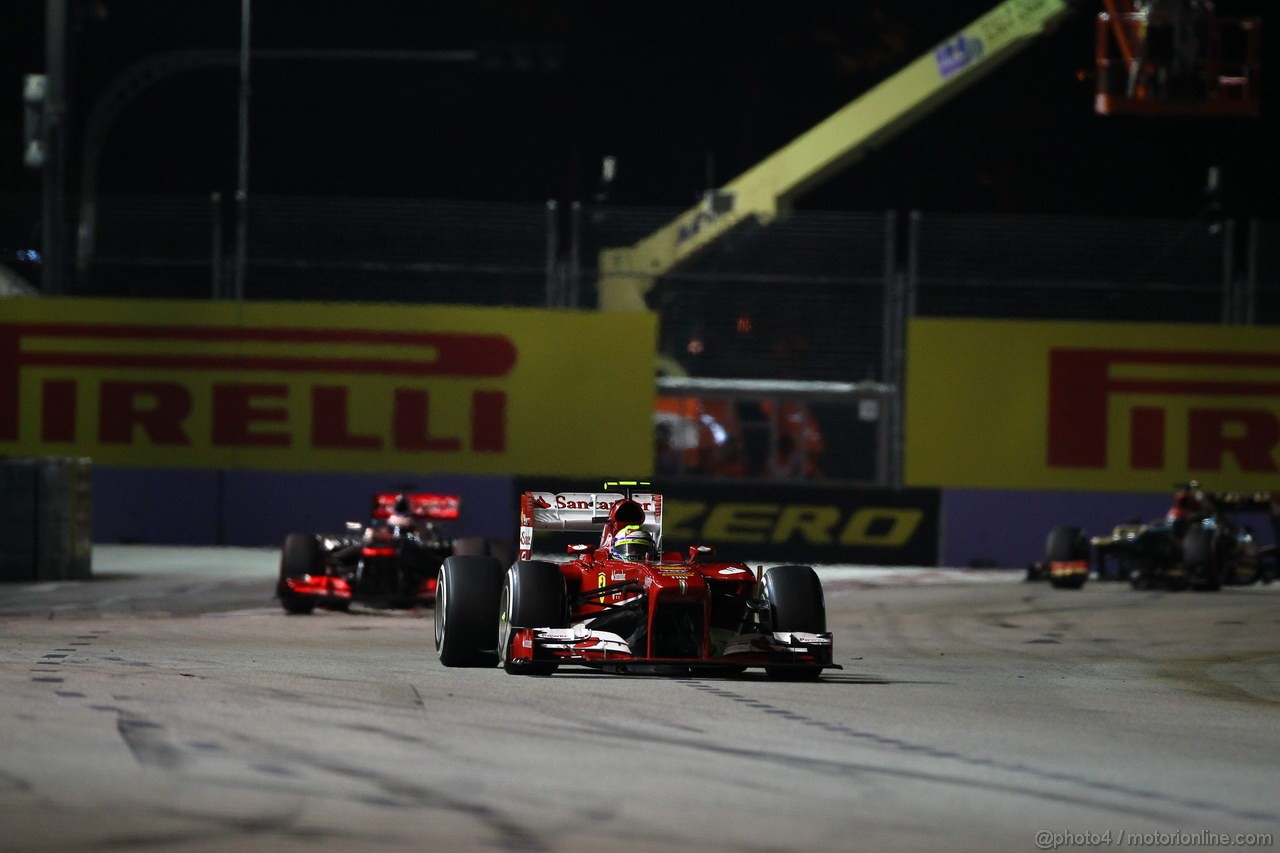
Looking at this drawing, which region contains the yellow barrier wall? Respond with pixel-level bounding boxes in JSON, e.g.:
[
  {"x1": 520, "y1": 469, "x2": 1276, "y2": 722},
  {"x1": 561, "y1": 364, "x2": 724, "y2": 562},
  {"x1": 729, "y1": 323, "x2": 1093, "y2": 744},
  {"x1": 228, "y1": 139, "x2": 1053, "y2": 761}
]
[
  {"x1": 906, "y1": 319, "x2": 1280, "y2": 491},
  {"x1": 0, "y1": 298, "x2": 657, "y2": 476}
]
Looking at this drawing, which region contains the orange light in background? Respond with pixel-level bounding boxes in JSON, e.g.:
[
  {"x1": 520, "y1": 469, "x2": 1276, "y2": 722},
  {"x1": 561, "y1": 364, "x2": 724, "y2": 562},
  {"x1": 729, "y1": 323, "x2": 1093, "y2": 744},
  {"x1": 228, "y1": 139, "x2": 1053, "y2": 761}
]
[{"x1": 736, "y1": 314, "x2": 753, "y2": 334}]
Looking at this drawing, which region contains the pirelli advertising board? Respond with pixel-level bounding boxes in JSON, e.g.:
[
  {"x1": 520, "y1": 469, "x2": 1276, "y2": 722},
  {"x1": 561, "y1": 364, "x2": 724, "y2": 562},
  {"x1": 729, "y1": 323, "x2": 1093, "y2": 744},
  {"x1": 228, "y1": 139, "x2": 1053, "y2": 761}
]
[
  {"x1": 0, "y1": 298, "x2": 656, "y2": 476},
  {"x1": 517, "y1": 478, "x2": 941, "y2": 566},
  {"x1": 906, "y1": 318, "x2": 1280, "y2": 491}
]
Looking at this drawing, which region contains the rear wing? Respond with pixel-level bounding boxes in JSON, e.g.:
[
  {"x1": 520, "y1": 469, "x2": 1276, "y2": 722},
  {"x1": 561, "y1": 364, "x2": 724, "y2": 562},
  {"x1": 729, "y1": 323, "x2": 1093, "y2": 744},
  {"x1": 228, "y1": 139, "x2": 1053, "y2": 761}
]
[
  {"x1": 1211, "y1": 492, "x2": 1279, "y2": 515},
  {"x1": 371, "y1": 493, "x2": 461, "y2": 522},
  {"x1": 519, "y1": 491, "x2": 663, "y2": 560}
]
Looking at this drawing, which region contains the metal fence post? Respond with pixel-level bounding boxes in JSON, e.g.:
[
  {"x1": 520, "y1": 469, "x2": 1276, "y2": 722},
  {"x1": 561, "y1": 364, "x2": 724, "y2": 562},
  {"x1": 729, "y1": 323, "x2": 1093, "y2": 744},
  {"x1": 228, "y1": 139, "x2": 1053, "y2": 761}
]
[
  {"x1": 569, "y1": 201, "x2": 582, "y2": 309},
  {"x1": 1245, "y1": 218, "x2": 1258, "y2": 325},
  {"x1": 544, "y1": 199, "x2": 559, "y2": 307},
  {"x1": 906, "y1": 210, "x2": 920, "y2": 321},
  {"x1": 878, "y1": 210, "x2": 898, "y2": 488},
  {"x1": 41, "y1": 0, "x2": 69, "y2": 295},
  {"x1": 210, "y1": 191, "x2": 224, "y2": 299},
  {"x1": 883, "y1": 211, "x2": 924, "y2": 490},
  {"x1": 880, "y1": 210, "x2": 896, "y2": 384},
  {"x1": 233, "y1": 0, "x2": 251, "y2": 301},
  {"x1": 1221, "y1": 218, "x2": 1236, "y2": 323}
]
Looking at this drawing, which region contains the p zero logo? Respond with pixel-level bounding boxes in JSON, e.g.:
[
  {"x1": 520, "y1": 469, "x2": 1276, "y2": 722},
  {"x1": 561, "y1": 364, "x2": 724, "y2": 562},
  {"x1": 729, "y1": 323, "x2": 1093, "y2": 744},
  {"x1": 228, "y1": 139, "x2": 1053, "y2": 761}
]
[
  {"x1": 0, "y1": 322, "x2": 516, "y2": 456},
  {"x1": 516, "y1": 481, "x2": 941, "y2": 566},
  {"x1": 665, "y1": 502, "x2": 924, "y2": 548},
  {"x1": 1048, "y1": 348, "x2": 1280, "y2": 473}
]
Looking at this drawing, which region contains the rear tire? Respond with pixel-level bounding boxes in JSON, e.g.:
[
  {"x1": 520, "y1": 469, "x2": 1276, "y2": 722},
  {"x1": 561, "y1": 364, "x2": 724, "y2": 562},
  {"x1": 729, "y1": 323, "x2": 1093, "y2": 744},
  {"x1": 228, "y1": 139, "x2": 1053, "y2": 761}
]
[
  {"x1": 1046, "y1": 526, "x2": 1089, "y2": 589},
  {"x1": 1183, "y1": 525, "x2": 1223, "y2": 591},
  {"x1": 435, "y1": 555, "x2": 504, "y2": 666},
  {"x1": 762, "y1": 565, "x2": 825, "y2": 681},
  {"x1": 499, "y1": 561, "x2": 565, "y2": 675},
  {"x1": 278, "y1": 533, "x2": 320, "y2": 615}
]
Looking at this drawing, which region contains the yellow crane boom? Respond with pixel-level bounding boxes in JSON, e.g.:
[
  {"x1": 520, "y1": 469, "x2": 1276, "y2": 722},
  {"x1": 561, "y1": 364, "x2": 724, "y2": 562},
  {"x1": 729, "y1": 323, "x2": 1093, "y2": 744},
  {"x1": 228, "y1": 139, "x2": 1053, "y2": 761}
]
[{"x1": 598, "y1": 0, "x2": 1072, "y2": 311}]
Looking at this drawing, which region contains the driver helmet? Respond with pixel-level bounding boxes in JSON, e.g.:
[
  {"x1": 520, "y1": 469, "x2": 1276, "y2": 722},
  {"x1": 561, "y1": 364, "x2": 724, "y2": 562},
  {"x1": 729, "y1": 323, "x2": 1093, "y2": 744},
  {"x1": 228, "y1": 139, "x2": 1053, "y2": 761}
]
[
  {"x1": 388, "y1": 494, "x2": 416, "y2": 528},
  {"x1": 1166, "y1": 481, "x2": 1206, "y2": 534},
  {"x1": 1168, "y1": 481, "x2": 1205, "y2": 519},
  {"x1": 610, "y1": 525, "x2": 657, "y2": 563}
]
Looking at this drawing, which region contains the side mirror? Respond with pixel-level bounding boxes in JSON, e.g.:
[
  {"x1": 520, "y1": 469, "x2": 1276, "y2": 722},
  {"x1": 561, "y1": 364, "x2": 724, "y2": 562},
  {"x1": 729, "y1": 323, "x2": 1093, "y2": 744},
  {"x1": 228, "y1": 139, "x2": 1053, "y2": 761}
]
[
  {"x1": 688, "y1": 545, "x2": 715, "y2": 561},
  {"x1": 567, "y1": 543, "x2": 591, "y2": 555}
]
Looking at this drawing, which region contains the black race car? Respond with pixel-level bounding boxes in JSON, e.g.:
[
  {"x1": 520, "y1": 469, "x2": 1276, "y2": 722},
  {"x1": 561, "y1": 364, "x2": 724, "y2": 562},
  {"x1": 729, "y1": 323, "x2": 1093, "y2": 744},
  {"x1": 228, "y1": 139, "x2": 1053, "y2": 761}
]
[
  {"x1": 276, "y1": 492, "x2": 511, "y2": 613},
  {"x1": 1031, "y1": 484, "x2": 1278, "y2": 591}
]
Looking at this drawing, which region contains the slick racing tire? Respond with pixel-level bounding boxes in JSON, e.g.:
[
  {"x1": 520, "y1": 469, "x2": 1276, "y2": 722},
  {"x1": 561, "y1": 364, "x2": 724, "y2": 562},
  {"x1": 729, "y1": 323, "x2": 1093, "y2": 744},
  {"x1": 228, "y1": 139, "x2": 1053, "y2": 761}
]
[
  {"x1": 499, "y1": 560, "x2": 566, "y2": 675},
  {"x1": 278, "y1": 533, "x2": 320, "y2": 615},
  {"x1": 1182, "y1": 526, "x2": 1224, "y2": 592},
  {"x1": 435, "y1": 555, "x2": 504, "y2": 667},
  {"x1": 762, "y1": 565, "x2": 825, "y2": 681},
  {"x1": 1045, "y1": 525, "x2": 1089, "y2": 589}
]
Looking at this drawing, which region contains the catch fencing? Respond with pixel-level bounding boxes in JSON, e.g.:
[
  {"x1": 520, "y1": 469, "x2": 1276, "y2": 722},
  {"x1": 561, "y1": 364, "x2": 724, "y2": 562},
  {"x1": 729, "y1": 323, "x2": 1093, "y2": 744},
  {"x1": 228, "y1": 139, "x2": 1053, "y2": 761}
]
[{"x1": 2, "y1": 192, "x2": 1275, "y2": 485}]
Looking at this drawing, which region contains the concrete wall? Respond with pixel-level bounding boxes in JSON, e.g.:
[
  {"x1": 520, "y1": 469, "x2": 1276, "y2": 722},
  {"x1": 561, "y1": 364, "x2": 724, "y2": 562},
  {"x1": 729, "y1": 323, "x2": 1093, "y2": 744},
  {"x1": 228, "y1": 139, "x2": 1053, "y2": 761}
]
[
  {"x1": 942, "y1": 488, "x2": 1279, "y2": 569},
  {"x1": 91, "y1": 468, "x2": 1276, "y2": 570},
  {"x1": 92, "y1": 467, "x2": 515, "y2": 548},
  {"x1": 941, "y1": 489, "x2": 1169, "y2": 569}
]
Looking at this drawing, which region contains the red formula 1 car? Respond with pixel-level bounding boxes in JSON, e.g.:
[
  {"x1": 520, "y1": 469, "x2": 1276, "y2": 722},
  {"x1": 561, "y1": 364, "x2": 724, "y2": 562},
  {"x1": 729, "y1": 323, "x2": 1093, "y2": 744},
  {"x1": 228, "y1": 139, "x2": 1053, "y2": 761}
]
[
  {"x1": 277, "y1": 492, "x2": 509, "y2": 614},
  {"x1": 433, "y1": 484, "x2": 837, "y2": 679}
]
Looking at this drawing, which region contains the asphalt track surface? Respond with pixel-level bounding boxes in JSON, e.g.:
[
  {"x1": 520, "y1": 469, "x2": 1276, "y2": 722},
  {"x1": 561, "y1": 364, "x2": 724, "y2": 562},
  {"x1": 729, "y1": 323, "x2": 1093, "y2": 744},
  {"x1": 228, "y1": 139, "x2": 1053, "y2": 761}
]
[{"x1": 2, "y1": 547, "x2": 1278, "y2": 852}]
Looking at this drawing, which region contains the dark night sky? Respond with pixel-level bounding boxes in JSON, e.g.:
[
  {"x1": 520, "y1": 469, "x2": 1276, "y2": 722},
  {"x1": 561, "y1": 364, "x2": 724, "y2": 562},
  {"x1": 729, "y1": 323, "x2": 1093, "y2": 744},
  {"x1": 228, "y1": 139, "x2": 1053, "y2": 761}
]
[{"x1": 2, "y1": 0, "x2": 1276, "y2": 219}]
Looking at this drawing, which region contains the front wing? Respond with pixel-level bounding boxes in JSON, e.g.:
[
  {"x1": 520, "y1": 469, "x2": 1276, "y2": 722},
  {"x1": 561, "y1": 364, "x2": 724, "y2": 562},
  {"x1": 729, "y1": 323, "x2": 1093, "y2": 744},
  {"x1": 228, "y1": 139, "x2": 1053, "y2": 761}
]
[
  {"x1": 1047, "y1": 559, "x2": 1089, "y2": 582},
  {"x1": 505, "y1": 624, "x2": 839, "y2": 673},
  {"x1": 282, "y1": 570, "x2": 438, "y2": 604},
  {"x1": 282, "y1": 572, "x2": 353, "y2": 603}
]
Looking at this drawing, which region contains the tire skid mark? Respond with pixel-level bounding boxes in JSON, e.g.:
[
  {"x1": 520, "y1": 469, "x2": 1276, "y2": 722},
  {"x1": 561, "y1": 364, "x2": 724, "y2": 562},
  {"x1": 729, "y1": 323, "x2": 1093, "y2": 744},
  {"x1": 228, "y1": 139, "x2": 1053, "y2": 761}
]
[
  {"x1": 17, "y1": 631, "x2": 195, "y2": 773},
  {"x1": 117, "y1": 713, "x2": 188, "y2": 770},
  {"x1": 0, "y1": 769, "x2": 33, "y2": 793},
  {"x1": 679, "y1": 679, "x2": 1272, "y2": 825},
  {"x1": 207, "y1": 728, "x2": 551, "y2": 852},
  {"x1": 37, "y1": 678, "x2": 550, "y2": 853},
  {"x1": 336, "y1": 722, "x2": 428, "y2": 745},
  {"x1": 103, "y1": 804, "x2": 399, "y2": 850},
  {"x1": 26, "y1": 631, "x2": 109, "y2": 685}
]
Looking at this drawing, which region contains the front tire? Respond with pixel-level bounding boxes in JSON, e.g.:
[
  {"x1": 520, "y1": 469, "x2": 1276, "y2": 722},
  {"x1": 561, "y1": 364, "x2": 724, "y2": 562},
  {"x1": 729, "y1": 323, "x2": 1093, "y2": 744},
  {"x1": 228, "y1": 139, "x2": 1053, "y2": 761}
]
[
  {"x1": 499, "y1": 560, "x2": 565, "y2": 675},
  {"x1": 1045, "y1": 525, "x2": 1089, "y2": 589},
  {"x1": 435, "y1": 555, "x2": 504, "y2": 667},
  {"x1": 762, "y1": 565, "x2": 825, "y2": 681},
  {"x1": 278, "y1": 533, "x2": 320, "y2": 615}
]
